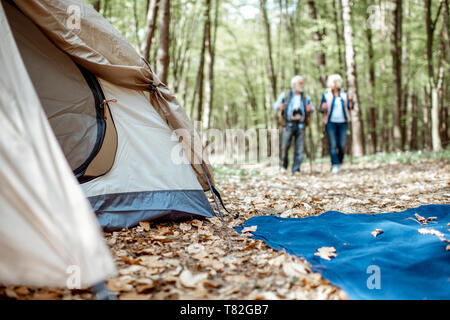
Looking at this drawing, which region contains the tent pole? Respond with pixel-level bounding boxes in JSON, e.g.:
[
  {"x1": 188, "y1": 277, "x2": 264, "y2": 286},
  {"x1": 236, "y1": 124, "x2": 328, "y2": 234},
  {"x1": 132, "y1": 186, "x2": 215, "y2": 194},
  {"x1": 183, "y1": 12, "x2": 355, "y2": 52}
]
[{"x1": 200, "y1": 164, "x2": 224, "y2": 221}]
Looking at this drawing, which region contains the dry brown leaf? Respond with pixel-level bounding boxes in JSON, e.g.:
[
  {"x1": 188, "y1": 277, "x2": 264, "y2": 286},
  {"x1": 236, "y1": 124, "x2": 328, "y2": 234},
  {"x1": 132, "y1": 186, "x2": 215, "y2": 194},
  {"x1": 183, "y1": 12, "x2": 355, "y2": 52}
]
[
  {"x1": 249, "y1": 291, "x2": 279, "y2": 300},
  {"x1": 186, "y1": 243, "x2": 205, "y2": 254},
  {"x1": 139, "y1": 221, "x2": 151, "y2": 231},
  {"x1": 119, "y1": 292, "x2": 150, "y2": 300},
  {"x1": 192, "y1": 220, "x2": 203, "y2": 228},
  {"x1": 224, "y1": 274, "x2": 247, "y2": 284},
  {"x1": 5, "y1": 288, "x2": 18, "y2": 299},
  {"x1": 119, "y1": 255, "x2": 141, "y2": 265},
  {"x1": 371, "y1": 229, "x2": 384, "y2": 238},
  {"x1": 30, "y1": 292, "x2": 61, "y2": 300},
  {"x1": 151, "y1": 235, "x2": 173, "y2": 243},
  {"x1": 314, "y1": 247, "x2": 337, "y2": 261},
  {"x1": 211, "y1": 260, "x2": 225, "y2": 271},
  {"x1": 179, "y1": 269, "x2": 208, "y2": 288},
  {"x1": 179, "y1": 223, "x2": 192, "y2": 232},
  {"x1": 283, "y1": 261, "x2": 309, "y2": 278},
  {"x1": 241, "y1": 225, "x2": 257, "y2": 234},
  {"x1": 417, "y1": 228, "x2": 445, "y2": 238},
  {"x1": 15, "y1": 287, "x2": 30, "y2": 296},
  {"x1": 203, "y1": 280, "x2": 221, "y2": 288},
  {"x1": 119, "y1": 265, "x2": 145, "y2": 275},
  {"x1": 107, "y1": 279, "x2": 133, "y2": 292}
]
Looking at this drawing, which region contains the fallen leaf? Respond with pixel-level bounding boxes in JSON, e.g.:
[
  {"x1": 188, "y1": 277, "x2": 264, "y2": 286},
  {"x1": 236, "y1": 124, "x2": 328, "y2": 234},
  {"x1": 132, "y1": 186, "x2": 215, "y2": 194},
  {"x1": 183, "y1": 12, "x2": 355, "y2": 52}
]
[
  {"x1": 119, "y1": 255, "x2": 141, "y2": 265},
  {"x1": 139, "y1": 255, "x2": 166, "y2": 268},
  {"x1": 119, "y1": 292, "x2": 150, "y2": 300},
  {"x1": 314, "y1": 247, "x2": 337, "y2": 261},
  {"x1": 371, "y1": 229, "x2": 384, "y2": 238},
  {"x1": 30, "y1": 292, "x2": 60, "y2": 300},
  {"x1": 139, "y1": 221, "x2": 151, "y2": 231},
  {"x1": 15, "y1": 287, "x2": 30, "y2": 296},
  {"x1": 5, "y1": 288, "x2": 18, "y2": 299},
  {"x1": 186, "y1": 243, "x2": 205, "y2": 254},
  {"x1": 241, "y1": 225, "x2": 257, "y2": 234},
  {"x1": 179, "y1": 223, "x2": 192, "y2": 232},
  {"x1": 179, "y1": 269, "x2": 208, "y2": 288},
  {"x1": 283, "y1": 261, "x2": 309, "y2": 278},
  {"x1": 107, "y1": 279, "x2": 133, "y2": 292},
  {"x1": 151, "y1": 235, "x2": 173, "y2": 243},
  {"x1": 192, "y1": 220, "x2": 203, "y2": 228},
  {"x1": 119, "y1": 265, "x2": 145, "y2": 275},
  {"x1": 417, "y1": 228, "x2": 445, "y2": 238},
  {"x1": 249, "y1": 291, "x2": 279, "y2": 300}
]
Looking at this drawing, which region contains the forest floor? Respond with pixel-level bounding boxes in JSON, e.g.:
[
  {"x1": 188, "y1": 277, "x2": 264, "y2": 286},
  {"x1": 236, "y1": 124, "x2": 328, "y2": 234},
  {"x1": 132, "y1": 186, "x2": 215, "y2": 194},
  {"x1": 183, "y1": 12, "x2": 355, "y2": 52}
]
[{"x1": 1, "y1": 151, "x2": 449, "y2": 300}]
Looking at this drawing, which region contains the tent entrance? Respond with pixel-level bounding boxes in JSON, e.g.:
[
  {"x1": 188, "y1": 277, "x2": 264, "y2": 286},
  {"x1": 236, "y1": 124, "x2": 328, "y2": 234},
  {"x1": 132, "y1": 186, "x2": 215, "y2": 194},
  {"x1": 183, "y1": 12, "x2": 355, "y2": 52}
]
[{"x1": 4, "y1": 0, "x2": 117, "y2": 182}]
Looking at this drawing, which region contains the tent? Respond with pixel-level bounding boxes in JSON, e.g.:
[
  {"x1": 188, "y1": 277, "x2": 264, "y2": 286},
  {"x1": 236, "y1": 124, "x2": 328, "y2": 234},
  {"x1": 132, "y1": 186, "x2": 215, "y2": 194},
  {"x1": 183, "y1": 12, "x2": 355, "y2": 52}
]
[{"x1": 0, "y1": 0, "x2": 217, "y2": 291}]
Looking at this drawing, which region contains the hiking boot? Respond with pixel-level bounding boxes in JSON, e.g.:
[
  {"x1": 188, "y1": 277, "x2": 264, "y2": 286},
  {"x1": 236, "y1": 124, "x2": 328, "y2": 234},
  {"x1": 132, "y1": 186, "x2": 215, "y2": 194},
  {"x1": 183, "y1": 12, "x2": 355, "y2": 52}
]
[{"x1": 331, "y1": 165, "x2": 341, "y2": 174}]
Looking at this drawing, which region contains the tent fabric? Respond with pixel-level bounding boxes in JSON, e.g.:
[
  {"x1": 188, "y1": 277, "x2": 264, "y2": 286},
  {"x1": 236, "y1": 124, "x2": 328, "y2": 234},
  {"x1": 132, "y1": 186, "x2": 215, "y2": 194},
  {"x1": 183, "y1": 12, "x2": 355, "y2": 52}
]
[
  {"x1": 0, "y1": 0, "x2": 116, "y2": 287},
  {"x1": 13, "y1": 0, "x2": 215, "y2": 191},
  {"x1": 5, "y1": 0, "x2": 100, "y2": 172},
  {"x1": 82, "y1": 79, "x2": 214, "y2": 230},
  {"x1": 236, "y1": 205, "x2": 450, "y2": 300},
  {"x1": 90, "y1": 190, "x2": 214, "y2": 231}
]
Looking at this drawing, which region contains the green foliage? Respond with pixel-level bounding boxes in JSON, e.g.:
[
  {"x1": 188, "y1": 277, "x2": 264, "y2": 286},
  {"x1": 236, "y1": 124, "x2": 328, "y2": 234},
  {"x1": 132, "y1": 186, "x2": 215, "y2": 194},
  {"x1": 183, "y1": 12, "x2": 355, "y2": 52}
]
[{"x1": 87, "y1": 0, "x2": 448, "y2": 154}]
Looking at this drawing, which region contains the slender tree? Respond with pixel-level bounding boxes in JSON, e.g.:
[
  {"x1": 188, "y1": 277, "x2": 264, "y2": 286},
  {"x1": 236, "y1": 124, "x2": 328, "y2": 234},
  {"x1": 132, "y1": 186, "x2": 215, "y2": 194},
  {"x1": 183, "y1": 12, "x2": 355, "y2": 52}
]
[
  {"x1": 93, "y1": 0, "x2": 100, "y2": 12},
  {"x1": 425, "y1": 0, "x2": 444, "y2": 151},
  {"x1": 307, "y1": 0, "x2": 327, "y2": 88},
  {"x1": 195, "y1": 0, "x2": 211, "y2": 122},
  {"x1": 341, "y1": 0, "x2": 364, "y2": 156},
  {"x1": 391, "y1": 0, "x2": 403, "y2": 151},
  {"x1": 260, "y1": 0, "x2": 277, "y2": 101},
  {"x1": 364, "y1": 0, "x2": 377, "y2": 154},
  {"x1": 141, "y1": 0, "x2": 160, "y2": 62},
  {"x1": 204, "y1": 0, "x2": 220, "y2": 129},
  {"x1": 156, "y1": 0, "x2": 170, "y2": 84}
]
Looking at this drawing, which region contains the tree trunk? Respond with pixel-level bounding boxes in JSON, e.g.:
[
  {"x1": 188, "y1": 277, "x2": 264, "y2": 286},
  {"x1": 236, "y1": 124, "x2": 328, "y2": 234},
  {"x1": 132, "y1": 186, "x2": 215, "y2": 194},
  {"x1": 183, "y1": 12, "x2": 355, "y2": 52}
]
[
  {"x1": 307, "y1": 0, "x2": 327, "y2": 88},
  {"x1": 422, "y1": 87, "x2": 431, "y2": 150},
  {"x1": 364, "y1": 0, "x2": 377, "y2": 154},
  {"x1": 141, "y1": 0, "x2": 160, "y2": 62},
  {"x1": 203, "y1": 0, "x2": 219, "y2": 129},
  {"x1": 409, "y1": 93, "x2": 418, "y2": 150},
  {"x1": 284, "y1": 0, "x2": 301, "y2": 75},
  {"x1": 341, "y1": 0, "x2": 364, "y2": 156},
  {"x1": 93, "y1": 0, "x2": 101, "y2": 12},
  {"x1": 156, "y1": 0, "x2": 170, "y2": 84},
  {"x1": 391, "y1": 0, "x2": 403, "y2": 151},
  {"x1": 425, "y1": 0, "x2": 443, "y2": 151},
  {"x1": 259, "y1": 0, "x2": 277, "y2": 101},
  {"x1": 195, "y1": 0, "x2": 210, "y2": 123},
  {"x1": 332, "y1": 0, "x2": 345, "y2": 75},
  {"x1": 132, "y1": 0, "x2": 142, "y2": 49}
]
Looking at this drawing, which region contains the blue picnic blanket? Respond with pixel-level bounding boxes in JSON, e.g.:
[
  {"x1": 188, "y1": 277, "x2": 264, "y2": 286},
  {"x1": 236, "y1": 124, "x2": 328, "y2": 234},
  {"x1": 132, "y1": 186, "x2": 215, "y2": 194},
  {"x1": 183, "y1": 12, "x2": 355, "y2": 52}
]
[{"x1": 236, "y1": 204, "x2": 450, "y2": 300}]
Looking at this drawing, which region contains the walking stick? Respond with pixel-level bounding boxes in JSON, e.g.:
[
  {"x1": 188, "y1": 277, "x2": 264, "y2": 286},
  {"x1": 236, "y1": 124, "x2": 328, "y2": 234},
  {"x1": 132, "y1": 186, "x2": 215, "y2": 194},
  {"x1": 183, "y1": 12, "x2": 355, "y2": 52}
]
[{"x1": 308, "y1": 117, "x2": 313, "y2": 174}]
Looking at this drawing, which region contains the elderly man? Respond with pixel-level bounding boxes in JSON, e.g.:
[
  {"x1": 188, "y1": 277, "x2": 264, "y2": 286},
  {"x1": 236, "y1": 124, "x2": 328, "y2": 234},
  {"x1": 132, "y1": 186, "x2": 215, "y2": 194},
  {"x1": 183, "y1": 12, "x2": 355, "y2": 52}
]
[{"x1": 273, "y1": 75, "x2": 315, "y2": 174}]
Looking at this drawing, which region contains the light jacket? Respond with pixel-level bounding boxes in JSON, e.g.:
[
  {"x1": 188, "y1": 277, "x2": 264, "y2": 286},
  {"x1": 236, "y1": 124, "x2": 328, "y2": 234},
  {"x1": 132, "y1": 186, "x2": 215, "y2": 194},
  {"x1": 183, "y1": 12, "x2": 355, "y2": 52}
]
[{"x1": 320, "y1": 89, "x2": 352, "y2": 125}]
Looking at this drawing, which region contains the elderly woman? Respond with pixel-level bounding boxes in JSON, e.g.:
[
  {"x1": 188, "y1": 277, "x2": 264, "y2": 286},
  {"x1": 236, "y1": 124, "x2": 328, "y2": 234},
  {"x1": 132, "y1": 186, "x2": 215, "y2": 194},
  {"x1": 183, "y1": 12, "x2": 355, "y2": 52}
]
[
  {"x1": 320, "y1": 74, "x2": 352, "y2": 174},
  {"x1": 273, "y1": 75, "x2": 315, "y2": 174}
]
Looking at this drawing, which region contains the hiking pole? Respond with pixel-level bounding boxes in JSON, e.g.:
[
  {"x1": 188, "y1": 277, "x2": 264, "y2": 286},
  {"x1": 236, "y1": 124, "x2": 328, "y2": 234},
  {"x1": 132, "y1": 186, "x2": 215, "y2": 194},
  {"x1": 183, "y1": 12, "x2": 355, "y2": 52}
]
[{"x1": 308, "y1": 120, "x2": 313, "y2": 174}]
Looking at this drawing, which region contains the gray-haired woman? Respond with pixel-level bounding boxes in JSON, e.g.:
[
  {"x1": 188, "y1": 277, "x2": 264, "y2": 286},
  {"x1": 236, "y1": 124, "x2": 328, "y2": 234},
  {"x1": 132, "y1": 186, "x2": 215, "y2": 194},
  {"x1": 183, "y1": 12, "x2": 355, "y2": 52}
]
[{"x1": 319, "y1": 74, "x2": 353, "y2": 173}]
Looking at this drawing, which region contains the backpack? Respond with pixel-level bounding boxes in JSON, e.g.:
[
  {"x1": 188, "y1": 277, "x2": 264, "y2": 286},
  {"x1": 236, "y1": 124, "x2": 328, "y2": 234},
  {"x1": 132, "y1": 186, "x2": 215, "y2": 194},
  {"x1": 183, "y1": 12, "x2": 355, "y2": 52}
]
[{"x1": 282, "y1": 89, "x2": 310, "y2": 126}]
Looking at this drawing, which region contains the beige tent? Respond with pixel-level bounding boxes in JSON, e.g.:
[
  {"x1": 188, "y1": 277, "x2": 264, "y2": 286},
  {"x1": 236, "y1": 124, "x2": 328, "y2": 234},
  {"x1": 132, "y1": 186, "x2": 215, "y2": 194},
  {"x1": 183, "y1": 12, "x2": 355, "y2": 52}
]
[{"x1": 0, "y1": 0, "x2": 219, "y2": 291}]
